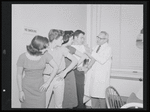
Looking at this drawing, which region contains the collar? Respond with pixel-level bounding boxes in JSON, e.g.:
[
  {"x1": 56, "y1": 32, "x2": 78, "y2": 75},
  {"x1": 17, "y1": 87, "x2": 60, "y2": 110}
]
[
  {"x1": 101, "y1": 42, "x2": 108, "y2": 47},
  {"x1": 96, "y1": 42, "x2": 108, "y2": 51},
  {"x1": 100, "y1": 42, "x2": 108, "y2": 48},
  {"x1": 25, "y1": 52, "x2": 41, "y2": 61}
]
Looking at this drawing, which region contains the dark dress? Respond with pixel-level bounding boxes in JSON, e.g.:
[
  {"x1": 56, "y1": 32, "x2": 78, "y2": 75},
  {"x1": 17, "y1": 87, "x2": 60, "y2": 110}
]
[
  {"x1": 62, "y1": 46, "x2": 78, "y2": 108},
  {"x1": 17, "y1": 52, "x2": 52, "y2": 108}
]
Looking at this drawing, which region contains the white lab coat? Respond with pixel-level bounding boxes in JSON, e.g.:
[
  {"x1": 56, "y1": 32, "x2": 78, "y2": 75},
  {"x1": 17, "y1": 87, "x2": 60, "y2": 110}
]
[{"x1": 84, "y1": 43, "x2": 112, "y2": 98}]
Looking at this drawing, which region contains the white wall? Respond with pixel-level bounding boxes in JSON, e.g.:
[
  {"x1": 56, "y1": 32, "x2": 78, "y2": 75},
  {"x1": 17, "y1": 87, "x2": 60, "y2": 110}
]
[
  {"x1": 100, "y1": 5, "x2": 121, "y2": 69},
  {"x1": 110, "y1": 70, "x2": 143, "y2": 97},
  {"x1": 120, "y1": 5, "x2": 143, "y2": 70},
  {"x1": 86, "y1": 5, "x2": 143, "y2": 71},
  {"x1": 86, "y1": 4, "x2": 143, "y2": 97},
  {"x1": 12, "y1": 4, "x2": 87, "y2": 108},
  {"x1": 99, "y1": 5, "x2": 143, "y2": 96}
]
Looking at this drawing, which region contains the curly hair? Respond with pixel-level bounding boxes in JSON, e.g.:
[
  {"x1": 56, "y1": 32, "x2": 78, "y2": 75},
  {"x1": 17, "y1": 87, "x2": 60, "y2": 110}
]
[{"x1": 26, "y1": 35, "x2": 48, "y2": 56}]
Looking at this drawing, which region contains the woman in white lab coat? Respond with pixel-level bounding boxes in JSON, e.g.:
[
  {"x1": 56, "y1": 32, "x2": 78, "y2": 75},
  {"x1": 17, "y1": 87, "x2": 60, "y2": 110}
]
[{"x1": 84, "y1": 31, "x2": 112, "y2": 108}]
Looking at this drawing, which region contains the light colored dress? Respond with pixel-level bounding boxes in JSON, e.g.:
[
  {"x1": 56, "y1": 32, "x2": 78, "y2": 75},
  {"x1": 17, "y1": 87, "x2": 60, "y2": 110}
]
[
  {"x1": 62, "y1": 46, "x2": 78, "y2": 108},
  {"x1": 17, "y1": 52, "x2": 53, "y2": 108}
]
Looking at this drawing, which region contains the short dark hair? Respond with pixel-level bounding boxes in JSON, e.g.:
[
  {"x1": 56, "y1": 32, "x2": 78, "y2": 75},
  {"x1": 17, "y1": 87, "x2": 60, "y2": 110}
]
[
  {"x1": 62, "y1": 30, "x2": 74, "y2": 45},
  {"x1": 73, "y1": 30, "x2": 85, "y2": 39},
  {"x1": 26, "y1": 35, "x2": 48, "y2": 56},
  {"x1": 100, "y1": 31, "x2": 108, "y2": 36},
  {"x1": 48, "y1": 29, "x2": 64, "y2": 42}
]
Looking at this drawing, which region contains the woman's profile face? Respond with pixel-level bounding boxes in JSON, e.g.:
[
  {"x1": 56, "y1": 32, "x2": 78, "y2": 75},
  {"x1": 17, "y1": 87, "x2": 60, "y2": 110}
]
[
  {"x1": 68, "y1": 36, "x2": 74, "y2": 45},
  {"x1": 77, "y1": 33, "x2": 85, "y2": 45},
  {"x1": 56, "y1": 36, "x2": 63, "y2": 46},
  {"x1": 40, "y1": 43, "x2": 49, "y2": 54}
]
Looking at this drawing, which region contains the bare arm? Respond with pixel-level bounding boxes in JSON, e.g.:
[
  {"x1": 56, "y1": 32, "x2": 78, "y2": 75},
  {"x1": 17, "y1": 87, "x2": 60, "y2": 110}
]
[
  {"x1": 75, "y1": 50, "x2": 88, "y2": 66},
  {"x1": 17, "y1": 66, "x2": 25, "y2": 102},
  {"x1": 57, "y1": 47, "x2": 77, "y2": 79},
  {"x1": 17, "y1": 67, "x2": 24, "y2": 92},
  {"x1": 45, "y1": 59, "x2": 58, "y2": 84},
  {"x1": 40, "y1": 59, "x2": 58, "y2": 92},
  {"x1": 58, "y1": 53, "x2": 78, "y2": 79},
  {"x1": 63, "y1": 53, "x2": 78, "y2": 76}
]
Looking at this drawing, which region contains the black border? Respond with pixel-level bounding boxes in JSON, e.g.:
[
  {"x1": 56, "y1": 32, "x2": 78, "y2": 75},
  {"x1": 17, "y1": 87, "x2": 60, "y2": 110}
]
[{"x1": 1, "y1": 0, "x2": 149, "y2": 111}]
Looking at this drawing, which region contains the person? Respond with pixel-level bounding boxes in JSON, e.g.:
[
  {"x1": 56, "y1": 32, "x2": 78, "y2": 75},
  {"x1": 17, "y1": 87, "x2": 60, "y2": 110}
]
[
  {"x1": 62, "y1": 30, "x2": 88, "y2": 108},
  {"x1": 16, "y1": 35, "x2": 58, "y2": 108},
  {"x1": 71, "y1": 30, "x2": 89, "y2": 108},
  {"x1": 83, "y1": 31, "x2": 112, "y2": 108},
  {"x1": 43, "y1": 29, "x2": 77, "y2": 108}
]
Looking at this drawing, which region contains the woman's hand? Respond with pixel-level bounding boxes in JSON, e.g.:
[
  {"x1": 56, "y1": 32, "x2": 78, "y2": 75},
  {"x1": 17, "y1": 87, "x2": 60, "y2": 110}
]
[
  {"x1": 39, "y1": 82, "x2": 50, "y2": 92},
  {"x1": 19, "y1": 91, "x2": 25, "y2": 103}
]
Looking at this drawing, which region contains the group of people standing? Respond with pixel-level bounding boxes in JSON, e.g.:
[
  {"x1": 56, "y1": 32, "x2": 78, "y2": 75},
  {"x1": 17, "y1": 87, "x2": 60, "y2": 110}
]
[{"x1": 16, "y1": 29, "x2": 112, "y2": 109}]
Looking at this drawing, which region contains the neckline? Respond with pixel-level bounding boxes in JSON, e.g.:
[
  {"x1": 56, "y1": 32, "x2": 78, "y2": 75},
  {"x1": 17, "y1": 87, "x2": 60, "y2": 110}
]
[
  {"x1": 25, "y1": 52, "x2": 42, "y2": 61},
  {"x1": 49, "y1": 46, "x2": 61, "y2": 51}
]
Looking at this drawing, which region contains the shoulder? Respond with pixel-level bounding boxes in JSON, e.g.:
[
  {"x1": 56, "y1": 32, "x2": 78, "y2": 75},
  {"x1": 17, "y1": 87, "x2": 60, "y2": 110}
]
[
  {"x1": 61, "y1": 46, "x2": 69, "y2": 52},
  {"x1": 67, "y1": 46, "x2": 76, "y2": 51},
  {"x1": 18, "y1": 52, "x2": 26, "y2": 59},
  {"x1": 43, "y1": 51, "x2": 53, "y2": 58},
  {"x1": 47, "y1": 48, "x2": 55, "y2": 56},
  {"x1": 67, "y1": 46, "x2": 76, "y2": 54},
  {"x1": 92, "y1": 45, "x2": 98, "y2": 50},
  {"x1": 43, "y1": 51, "x2": 53, "y2": 63},
  {"x1": 17, "y1": 52, "x2": 26, "y2": 66},
  {"x1": 71, "y1": 45, "x2": 78, "y2": 49},
  {"x1": 60, "y1": 46, "x2": 69, "y2": 56},
  {"x1": 103, "y1": 44, "x2": 112, "y2": 55},
  {"x1": 67, "y1": 45, "x2": 75, "y2": 49},
  {"x1": 72, "y1": 45, "x2": 85, "y2": 52},
  {"x1": 107, "y1": 44, "x2": 112, "y2": 51}
]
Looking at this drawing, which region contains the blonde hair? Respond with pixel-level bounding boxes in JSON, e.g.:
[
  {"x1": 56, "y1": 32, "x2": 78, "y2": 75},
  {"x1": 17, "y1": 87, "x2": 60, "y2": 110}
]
[{"x1": 48, "y1": 29, "x2": 64, "y2": 42}]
